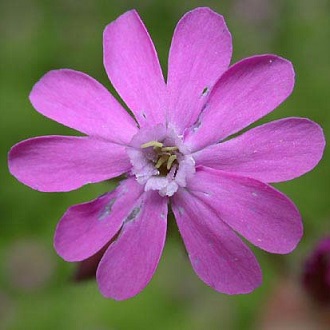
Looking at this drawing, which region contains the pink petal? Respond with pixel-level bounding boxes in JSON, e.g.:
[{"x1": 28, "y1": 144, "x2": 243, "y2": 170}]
[
  {"x1": 185, "y1": 55, "x2": 295, "y2": 151},
  {"x1": 187, "y1": 167, "x2": 303, "y2": 254},
  {"x1": 167, "y1": 7, "x2": 232, "y2": 133},
  {"x1": 96, "y1": 191, "x2": 168, "y2": 300},
  {"x1": 193, "y1": 118, "x2": 325, "y2": 183},
  {"x1": 103, "y1": 10, "x2": 166, "y2": 127},
  {"x1": 54, "y1": 178, "x2": 143, "y2": 262},
  {"x1": 29, "y1": 69, "x2": 138, "y2": 144},
  {"x1": 172, "y1": 188, "x2": 262, "y2": 294},
  {"x1": 8, "y1": 136, "x2": 131, "y2": 192}
]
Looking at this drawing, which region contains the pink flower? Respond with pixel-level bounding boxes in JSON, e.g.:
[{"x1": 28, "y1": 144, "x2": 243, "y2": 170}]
[{"x1": 8, "y1": 8, "x2": 325, "y2": 300}]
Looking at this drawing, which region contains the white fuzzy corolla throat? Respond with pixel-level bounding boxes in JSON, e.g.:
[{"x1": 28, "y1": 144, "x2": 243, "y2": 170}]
[{"x1": 127, "y1": 125, "x2": 195, "y2": 197}]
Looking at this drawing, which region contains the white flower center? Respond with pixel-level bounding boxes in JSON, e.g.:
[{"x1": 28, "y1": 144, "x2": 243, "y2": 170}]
[{"x1": 127, "y1": 125, "x2": 195, "y2": 197}]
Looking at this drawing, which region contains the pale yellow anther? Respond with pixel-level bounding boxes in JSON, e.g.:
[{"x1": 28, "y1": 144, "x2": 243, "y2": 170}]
[
  {"x1": 141, "y1": 141, "x2": 163, "y2": 149},
  {"x1": 161, "y1": 146, "x2": 179, "y2": 152},
  {"x1": 167, "y1": 155, "x2": 177, "y2": 170},
  {"x1": 155, "y1": 155, "x2": 168, "y2": 169}
]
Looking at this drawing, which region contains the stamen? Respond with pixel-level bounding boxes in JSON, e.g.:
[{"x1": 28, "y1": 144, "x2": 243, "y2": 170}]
[
  {"x1": 155, "y1": 155, "x2": 168, "y2": 169},
  {"x1": 141, "y1": 141, "x2": 163, "y2": 149},
  {"x1": 161, "y1": 146, "x2": 178, "y2": 152},
  {"x1": 167, "y1": 155, "x2": 177, "y2": 170}
]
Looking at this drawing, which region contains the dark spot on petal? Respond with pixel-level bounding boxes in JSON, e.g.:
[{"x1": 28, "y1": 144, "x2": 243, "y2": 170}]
[
  {"x1": 201, "y1": 87, "x2": 209, "y2": 97},
  {"x1": 191, "y1": 101, "x2": 209, "y2": 132},
  {"x1": 124, "y1": 206, "x2": 141, "y2": 223},
  {"x1": 192, "y1": 118, "x2": 202, "y2": 132},
  {"x1": 98, "y1": 198, "x2": 116, "y2": 221}
]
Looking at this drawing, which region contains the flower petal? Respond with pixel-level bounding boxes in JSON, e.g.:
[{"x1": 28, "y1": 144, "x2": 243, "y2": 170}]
[
  {"x1": 187, "y1": 167, "x2": 303, "y2": 254},
  {"x1": 193, "y1": 118, "x2": 325, "y2": 183},
  {"x1": 54, "y1": 178, "x2": 143, "y2": 262},
  {"x1": 103, "y1": 10, "x2": 166, "y2": 127},
  {"x1": 167, "y1": 7, "x2": 232, "y2": 133},
  {"x1": 185, "y1": 55, "x2": 295, "y2": 151},
  {"x1": 8, "y1": 136, "x2": 131, "y2": 192},
  {"x1": 172, "y1": 188, "x2": 262, "y2": 294},
  {"x1": 97, "y1": 191, "x2": 168, "y2": 300},
  {"x1": 29, "y1": 69, "x2": 138, "y2": 144}
]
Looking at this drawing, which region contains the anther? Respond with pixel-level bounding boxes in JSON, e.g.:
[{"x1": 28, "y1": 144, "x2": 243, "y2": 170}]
[
  {"x1": 167, "y1": 155, "x2": 177, "y2": 170},
  {"x1": 161, "y1": 146, "x2": 178, "y2": 152},
  {"x1": 141, "y1": 141, "x2": 163, "y2": 149},
  {"x1": 155, "y1": 155, "x2": 168, "y2": 169}
]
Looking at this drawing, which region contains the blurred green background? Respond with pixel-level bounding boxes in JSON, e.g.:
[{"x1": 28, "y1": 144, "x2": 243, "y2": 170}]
[{"x1": 1, "y1": 0, "x2": 329, "y2": 329}]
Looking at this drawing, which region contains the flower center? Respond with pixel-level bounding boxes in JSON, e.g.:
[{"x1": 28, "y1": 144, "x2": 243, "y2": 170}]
[
  {"x1": 127, "y1": 125, "x2": 196, "y2": 197},
  {"x1": 141, "y1": 141, "x2": 179, "y2": 177}
]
